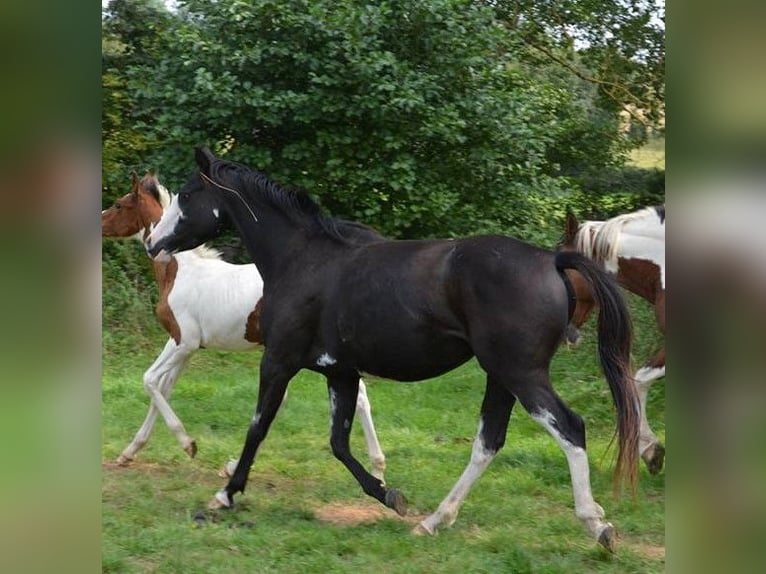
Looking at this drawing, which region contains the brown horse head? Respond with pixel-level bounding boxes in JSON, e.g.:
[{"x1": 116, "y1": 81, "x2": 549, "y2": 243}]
[{"x1": 102, "y1": 171, "x2": 166, "y2": 239}]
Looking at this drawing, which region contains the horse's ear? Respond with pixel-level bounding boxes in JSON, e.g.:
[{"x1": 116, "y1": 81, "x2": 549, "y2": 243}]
[
  {"x1": 130, "y1": 171, "x2": 139, "y2": 193},
  {"x1": 565, "y1": 211, "x2": 579, "y2": 240},
  {"x1": 195, "y1": 147, "x2": 215, "y2": 176}
]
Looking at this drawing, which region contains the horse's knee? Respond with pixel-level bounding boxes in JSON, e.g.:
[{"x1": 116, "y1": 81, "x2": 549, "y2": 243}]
[{"x1": 143, "y1": 372, "x2": 159, "y2": 395}]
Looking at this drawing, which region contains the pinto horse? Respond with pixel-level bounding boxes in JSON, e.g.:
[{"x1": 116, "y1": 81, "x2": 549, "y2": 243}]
[
  {"x1": 102, "y1": 172, "x2": 387, "y2": 480},
  {"x1": 146, "y1": 148, "x2": 640, "y2": 551},
  {"x1": 561, "y1": 207, "x2": 665, "y2": 474}
]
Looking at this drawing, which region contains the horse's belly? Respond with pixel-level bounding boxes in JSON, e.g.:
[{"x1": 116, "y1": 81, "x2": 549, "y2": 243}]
[{"x1": 350, "y1": 336, "x2": 473, "y2": 382}]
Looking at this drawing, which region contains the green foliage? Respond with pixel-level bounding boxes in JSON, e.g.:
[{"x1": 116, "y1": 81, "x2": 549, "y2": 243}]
[
  {"x1": 101, "y1": 0, "x2": 664, "y2": 334},
  {"x1": 489, "y1": 0, "x2": 665, "y2": 139},
  {"x1": 101, "y1": 239, "x2": 160, "y2": 346},
  {"x1": 102, "y1": 0, "x2": 663, "y2": 244}
]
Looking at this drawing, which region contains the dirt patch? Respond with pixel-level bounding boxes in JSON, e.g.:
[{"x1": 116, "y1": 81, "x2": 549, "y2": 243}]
[
  {"x1": 636, "y1": 543, "x2": 665, "y2": 560},
  {"x1": 313, "y1": 501, "x2": 426, "y2": 527},
  {"x1": 102, "y1": 460, "x2": 165, "y2": 472}
]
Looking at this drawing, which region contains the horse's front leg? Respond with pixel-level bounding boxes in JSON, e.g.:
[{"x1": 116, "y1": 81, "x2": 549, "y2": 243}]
[
  {"x1": 209, "y1": 355, "x2": 297, "y2": 509},
  {"x1": 327, "y1": 371, "x2": 407, "y2": 516}
]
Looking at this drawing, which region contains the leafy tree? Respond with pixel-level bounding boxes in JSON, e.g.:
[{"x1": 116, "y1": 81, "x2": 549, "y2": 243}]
[
  {"x1": 489, "y1": 0, "x2": 665, "y2": 140},
  {"x1": 102, "y1": 0, "x2": 663, "y2": 240}
]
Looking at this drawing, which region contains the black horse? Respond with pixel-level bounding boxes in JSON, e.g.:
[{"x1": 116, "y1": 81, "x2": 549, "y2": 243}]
[{"x1": 146, "y1": 147, "x2": 639, "y2": 551}]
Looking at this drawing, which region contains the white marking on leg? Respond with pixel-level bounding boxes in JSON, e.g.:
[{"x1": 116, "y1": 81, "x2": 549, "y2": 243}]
[
  {"x1": 418, "y1": 420, "x2": 495, "y2": 534},
  {"x1": 317, "y1": 353, "x2": 337, "y2": 366},
  {"x1": 634, "y1": 366, "x2": 665, "y2": 455},
  {"x1": 329, "y1": 388, "x2": 338, "y2": 428},
  {"x1": 209, "y1": 488, "x2": 231, "y2": 509},
  {"x1": 531, "y1": 409, "x2": 611, "y2": 540}
]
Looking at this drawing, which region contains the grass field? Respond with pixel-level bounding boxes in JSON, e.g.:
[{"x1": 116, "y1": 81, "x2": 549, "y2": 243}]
[
  {"x1": 102, "y1": 293, "x2": 665, "y2": 573},
  {"x1": 629, "y1": 136, "x2": 665, "y2": 170}
]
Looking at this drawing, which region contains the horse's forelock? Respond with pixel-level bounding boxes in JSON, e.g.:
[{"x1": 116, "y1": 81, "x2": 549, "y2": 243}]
[{"x1": 138, "y1": 172, "x2": 170, "y2": 208}]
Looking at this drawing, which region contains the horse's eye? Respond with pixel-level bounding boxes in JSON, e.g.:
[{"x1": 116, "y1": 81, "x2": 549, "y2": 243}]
[
  {"x1": 179, "y1": 192, "x2": 190, "y2": 201},
  {"x1": 114, "y1": 203, "x2": 121, "y2": 210}
]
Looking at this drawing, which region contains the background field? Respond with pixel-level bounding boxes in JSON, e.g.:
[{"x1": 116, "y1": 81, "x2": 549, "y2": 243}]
[{"x1": 102, "y1": 293, "x2": 665, "y2": 573}]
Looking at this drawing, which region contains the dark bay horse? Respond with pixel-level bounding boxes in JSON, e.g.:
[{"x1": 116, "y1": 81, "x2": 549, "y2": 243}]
[
  {"x1": 146, "y1": 147, "x2": 639, "y2": 551},
  {"x1": 102, "y1": 172, "x2": 386, "y2": 479},
  {"x1": 561, "y1": 207, "x2": 665, "y2": 474}
]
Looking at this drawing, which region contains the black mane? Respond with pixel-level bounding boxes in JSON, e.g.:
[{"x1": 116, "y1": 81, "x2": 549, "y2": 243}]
[{"x1": 209, "y1": 158, "x2": 384, "y2": 245}]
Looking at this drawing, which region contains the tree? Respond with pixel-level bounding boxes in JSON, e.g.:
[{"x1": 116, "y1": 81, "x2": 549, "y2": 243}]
[
  {"x1": 102, "y1": 0, "x2": 663, "y2": 241},
  {"x1": 489, "y1": 0, "x2": 665, "y2": 139}
]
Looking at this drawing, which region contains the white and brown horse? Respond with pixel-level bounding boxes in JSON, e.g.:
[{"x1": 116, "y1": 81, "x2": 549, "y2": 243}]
[
  {"x1": 562, "y1": 206, "x2": 665, "y2": 474},
  {"x1": 102, "y1": 172, "x2": 386, "y2": 479}
]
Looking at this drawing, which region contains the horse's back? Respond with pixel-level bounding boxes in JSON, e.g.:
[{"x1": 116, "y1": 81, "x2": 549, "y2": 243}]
[
  {"x1": 170, "y1": 253, "x2": 263, "y2": 350},
  {"x1": 321, "y1": 235, "x2": 569, "y2": 380}
]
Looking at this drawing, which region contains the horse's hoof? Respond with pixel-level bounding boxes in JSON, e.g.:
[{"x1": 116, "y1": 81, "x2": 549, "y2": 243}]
[
  {"x1": 597, "y1": 525, "x2": 617, "y2": 553},
  {"x1": 218, "y1": 459, "x2": 238, "y2": 478},
  {"x1": 412, "y1": 522, "x2": 435, "y2": 536},
  {"x1": 384, "y1": 488, "x2": 408, "y2": 516},
  {"x1": 644, "y1": 443, "x2": 665, "y2": 475},
  {"x1": 192, "y1": 510, "x2": 207, "y2": 527},
  {"x1": 115, "y1": 454, "x2": 132, "y2": 466},
  {"x1": 208, "y1": 489, "x2": 232, "y2": 510},
  {"x1": 185, "y1": 441, "x2": 198, "y2": 459}
]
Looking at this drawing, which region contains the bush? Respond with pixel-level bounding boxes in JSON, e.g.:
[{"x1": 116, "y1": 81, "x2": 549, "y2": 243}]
[{"x1": 102, "y1": 239, "x2": 162, "y2": 347}]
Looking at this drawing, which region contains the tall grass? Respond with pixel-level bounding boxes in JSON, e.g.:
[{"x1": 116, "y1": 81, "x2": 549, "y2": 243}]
[{"x1": 102, "y1": 295, "x2": 664, "y2": 573}]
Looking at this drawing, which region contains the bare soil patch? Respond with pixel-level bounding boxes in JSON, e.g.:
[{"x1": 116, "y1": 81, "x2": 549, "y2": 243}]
[{"x1": 313, "y1": 501, "x2": 426, "y2": 527}]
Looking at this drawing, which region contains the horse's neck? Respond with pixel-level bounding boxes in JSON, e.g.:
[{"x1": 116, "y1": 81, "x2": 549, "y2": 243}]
[
  {"x1": 150, "y1": 257, "x2": 177, "y2": 301},
  {"x1": 139, "y1": 208, "x2": 163, "y2": 242},
  {"x1": 226, "y1": 201, "x2": 305, "y2": 283}
]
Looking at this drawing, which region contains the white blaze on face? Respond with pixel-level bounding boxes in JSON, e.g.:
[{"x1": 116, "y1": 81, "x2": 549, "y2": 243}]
[{"x1": 148, "y1": 193, "x2": 184, "y2": 249}]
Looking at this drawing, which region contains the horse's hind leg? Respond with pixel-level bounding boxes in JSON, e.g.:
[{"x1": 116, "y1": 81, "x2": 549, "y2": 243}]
[
  {"x1": 117, "y1": 338, "x2": 195, "y2": 463},
  {"x1": 414, "y1": 375, "x2": 514, "y2": 536},
  {"x1": 355, "y1": 379, "x2": 386, "y2": 482},
  {"x1": 636, "y1": 348, "x2": 665, "y2": 474},
  {"x1": 514, "y1": 371, "x2": 617, "y2": 551},
  {"x1": 326, "y1": 372, "x2": 404, "y2": 515}
]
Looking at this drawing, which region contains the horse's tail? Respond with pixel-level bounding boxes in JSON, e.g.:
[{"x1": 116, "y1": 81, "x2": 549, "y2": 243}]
[{"x1": 555, "y1": 250, "x2": 640, "y2": 495}]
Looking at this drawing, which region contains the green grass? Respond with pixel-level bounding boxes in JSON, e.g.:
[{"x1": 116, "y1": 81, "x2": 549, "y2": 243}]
[{"x1": 102, "y1": 297, "x2": 664, "y2": 573}]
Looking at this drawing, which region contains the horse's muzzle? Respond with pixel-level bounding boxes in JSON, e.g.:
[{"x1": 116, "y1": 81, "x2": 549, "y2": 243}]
[{"x1": 144, "y1": 237, "x2": 171, "y2": 262}]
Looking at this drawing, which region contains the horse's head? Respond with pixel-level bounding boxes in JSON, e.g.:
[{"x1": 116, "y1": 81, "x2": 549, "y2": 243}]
[
  {"x1": 102, "y1": 171, "x2": 165, "y2": 239},
  {"x1": 146, "y1": 147, "x2": 228, "y2": 260}
]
